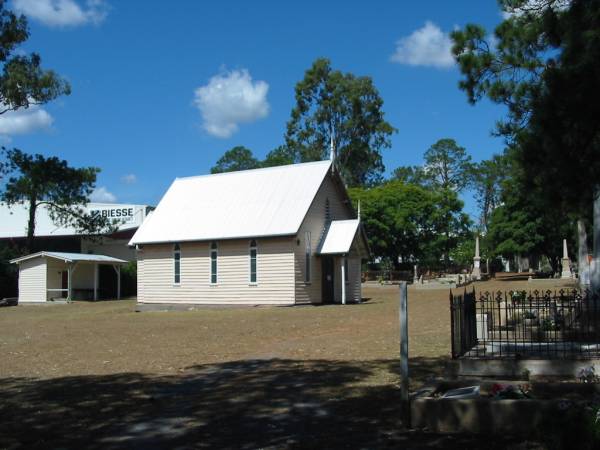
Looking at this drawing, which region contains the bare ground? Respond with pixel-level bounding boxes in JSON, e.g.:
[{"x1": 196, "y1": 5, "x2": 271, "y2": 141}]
[{"x1": 0, "y1": 278, "x2": 571, "y2": 449}]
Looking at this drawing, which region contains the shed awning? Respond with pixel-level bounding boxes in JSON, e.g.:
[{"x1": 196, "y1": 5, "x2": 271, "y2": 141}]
[
  {"x1": 318, "y1": 219, "x2": 367, "y2": 255},
  {"x1": 10, "y1": 251, "x2": 127, "y2": 265}
]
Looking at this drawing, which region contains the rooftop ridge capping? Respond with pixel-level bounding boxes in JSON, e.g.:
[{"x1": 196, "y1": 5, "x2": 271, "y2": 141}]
[
  {"x1": 331, "y1": 219, "x2": 360, "y2": 223},
  {"x1": 174, "y1": 159, "x2": 332, "y2": 181}
]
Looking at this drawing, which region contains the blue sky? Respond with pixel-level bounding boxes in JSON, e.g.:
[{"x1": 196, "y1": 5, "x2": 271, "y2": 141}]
[{"x1": 2, "y1": 0, "x2": 508, "y2": 218}]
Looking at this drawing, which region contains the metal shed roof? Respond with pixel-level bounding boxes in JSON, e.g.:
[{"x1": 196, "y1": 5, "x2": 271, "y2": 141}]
[
  {"x1": 318, "y1": 220, "x2": 362, "y2": 255},
  {"x1": 129, "y1": 160, "x2": 333, "y2": 245},
  {"x1": 10, "y1": 251, "x2": 128, "y2": 264}
]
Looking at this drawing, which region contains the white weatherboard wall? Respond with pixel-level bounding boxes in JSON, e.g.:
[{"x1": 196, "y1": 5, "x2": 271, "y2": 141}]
[
  {"x1": 294, "y1": 174, "x2": 354, "y2": 304},
  {"x1": 348, "y1": 256, "x2": 362, "y2": 302},
  {"x1": 137, "y1": 237, "x2": 296, "y2": 305},
  {"x1": 17, "y1": 258, "x2": 47, "y2": 302},
  {"x1": 332, "y1": 256, "x2": 362, "y2": 304}
]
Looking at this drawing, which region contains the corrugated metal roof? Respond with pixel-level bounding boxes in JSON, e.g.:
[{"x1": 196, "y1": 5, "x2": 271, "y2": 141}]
[
  {"x1": 129, "y1": 160, "x2": 333, "y2": 245},
  {"x1": 318, "y1": 219, "x2": 361, "y2": 255},
  {"x1": 10, "y1": 251, "x2": 128, "y2": 264}
]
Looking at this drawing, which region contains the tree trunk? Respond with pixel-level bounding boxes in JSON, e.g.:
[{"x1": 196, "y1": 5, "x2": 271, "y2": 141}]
[
  {"x1": 444, "y1": 188, "x2": 451, "y2": 271},
  {"x1": 26, "y1": 196, "x2": 37, "y2": 254}
]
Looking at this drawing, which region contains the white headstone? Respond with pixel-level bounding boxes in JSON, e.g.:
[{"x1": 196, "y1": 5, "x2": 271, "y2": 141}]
[
  {"x1": 472, "y1": 235, "x2": 481, "y2": 280},
  {"x1": 561, "y1": 238, "x2": 572, "y2": 279}
]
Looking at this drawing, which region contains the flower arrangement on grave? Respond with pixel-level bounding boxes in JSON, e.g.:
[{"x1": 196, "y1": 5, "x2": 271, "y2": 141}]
[
  {"x1": 579, "y1": 366, "x2": 599, "y2": 383},
  {"x1": 490, "y1": 383, "x2": 531, "y2": 399}
]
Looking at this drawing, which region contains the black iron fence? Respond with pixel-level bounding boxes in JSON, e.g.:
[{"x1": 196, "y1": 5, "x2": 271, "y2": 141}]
[
  {"x1": 450, "y1": 288, "x2": 477, "y2": 359},
  {"x1": 450, "y1": 289, "x2": 600, "y2": 359}
]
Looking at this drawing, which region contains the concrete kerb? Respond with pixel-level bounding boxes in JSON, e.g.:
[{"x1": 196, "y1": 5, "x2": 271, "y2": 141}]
[
  {"x1": 411, "y1": 377, "x2": 600, "y2": 434},
  {"x1": 449, "y1": 358, "x2": 600, "y2": 379}
]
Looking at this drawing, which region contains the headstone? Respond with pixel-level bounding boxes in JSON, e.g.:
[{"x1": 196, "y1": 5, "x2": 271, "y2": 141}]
[
  {"x1": 578, "y1": 220, "x2": 591, "y2": 287},
  {"x1": 471, "y1": 235, "x2": 482, "y2": 280},
  {"x1": 476, "y1": 313, "x2": 488, "y2": 340},
  {"x1": 413, "y1": 264, "x2": 418, "y2": 284},
  {"x1": 561, "y1": 239, "x2": 572, "y2": 279},
  {"x1": 528, "y1": 267, "x2": 533, "y2": 282}
]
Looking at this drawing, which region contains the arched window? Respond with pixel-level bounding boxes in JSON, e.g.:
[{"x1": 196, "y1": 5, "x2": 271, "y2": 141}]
[
  {"x1": 344, "y1": 257, "x2": 349, "y2": 284},
  {"x1": 210, "y1": 241, "x2": 218, "y2": 284},
  {"x1": 249, "y1": 239, "x2": 257, "y2": 283},
  {"x1": 173, "y1": 243, "x2": 181, "y2": 284}
]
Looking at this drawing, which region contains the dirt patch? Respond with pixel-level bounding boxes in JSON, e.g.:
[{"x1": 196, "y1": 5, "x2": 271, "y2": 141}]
[{"x1": 0, "y1": 280, "x2": 555, "y2": 448}]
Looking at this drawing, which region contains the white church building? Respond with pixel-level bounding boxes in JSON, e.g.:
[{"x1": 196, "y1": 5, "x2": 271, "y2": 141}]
[{"x1": 129, "y1": 160, "x2": 369, "y2": 307}]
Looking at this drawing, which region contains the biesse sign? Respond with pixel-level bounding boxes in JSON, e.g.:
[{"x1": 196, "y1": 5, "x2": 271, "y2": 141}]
[{"x1": 88, "y1": 207, "x2": 137, "y2": 224}]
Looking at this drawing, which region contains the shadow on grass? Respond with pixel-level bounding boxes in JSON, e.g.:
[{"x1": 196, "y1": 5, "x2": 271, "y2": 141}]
[{"x1": 0, "y1": 357, "x2": 534, "y2": 449}]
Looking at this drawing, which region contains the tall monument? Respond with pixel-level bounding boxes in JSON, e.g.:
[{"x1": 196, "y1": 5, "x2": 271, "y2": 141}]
[
  {"x1": 591, "y1": 189, "x2": 600, "y2": 294},
  {"x1": 472, "y1": 235, "x2": 481, "y2": 280},
  {"x1": 561, "y1": 239, "x2": 572, "y2": 279},
  {"x1": 578, "y1": 220, "x2": 590, "y2": 287}
]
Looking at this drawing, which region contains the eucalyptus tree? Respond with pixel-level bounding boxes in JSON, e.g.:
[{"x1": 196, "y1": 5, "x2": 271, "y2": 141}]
[
  {"x1": 471, "y1": 154, "x2": 510, "y2": 232},
  {"x1": 285, "y1": 58, "x2": 395, "y2": 186},
  {"x1": 210, "y1": 146, "x2": 260, "y2": 173}
]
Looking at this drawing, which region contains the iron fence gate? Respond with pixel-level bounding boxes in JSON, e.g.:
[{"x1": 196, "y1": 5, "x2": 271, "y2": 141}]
[{"x1": 450, "y1": 289, "x2": 600, "y2": 359}]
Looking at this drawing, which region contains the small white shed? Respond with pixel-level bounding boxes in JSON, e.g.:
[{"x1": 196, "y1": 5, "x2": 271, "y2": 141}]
[{"x1": 10, "y1": 252, "x2": 127, "y2": 303}]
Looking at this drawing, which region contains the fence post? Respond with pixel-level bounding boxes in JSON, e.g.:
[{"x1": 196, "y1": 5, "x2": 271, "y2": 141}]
[
  {"x1": 449, "y1": 290, "x2": 455, "y2": 358},
  {"x1": 399, "y1": 281, "x2": 410, "y2": 427}
]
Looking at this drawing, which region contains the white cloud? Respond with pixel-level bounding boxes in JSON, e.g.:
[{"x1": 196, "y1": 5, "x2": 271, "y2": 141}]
[
  {"x1": 121, "y1": 174, "x2": 137, "y2": 184},
  {"x1": 0, "y1": 104, "x2": 53, "y2": 136},
  {"x1": 13, "y1": 0, "x2": 109, "y2": 27},
  {"x1": 193, "y1": 69, "x2": 269, "y2": 138},
  {"x1": 90, "y1": 186, "x2": 116, "y2": 203},
  {"x1": 390, "y1": 21, "x2": 455, "y2": 69}
]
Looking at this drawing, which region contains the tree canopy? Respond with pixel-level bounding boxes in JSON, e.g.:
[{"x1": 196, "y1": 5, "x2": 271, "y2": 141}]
[
  {"x1": 471, "y1": 153, "x2": 510, "y2": 232},
  {"x1": 1, "y1": 149, "x2": 114, "y2": 252},
  {"x1": 210, "y1": 146, "x2": 260, "y2": 173},
  {"x1": 285, "y1": 58, "x2": 395, "y2": 186},
  {"x1": 476, "y1": 146, "x2": 576, "y2": 272},
  {"x1": 349, "y1": 180, "x2": 470, "y2": 269},
  {"x1": 261, "y1": 145, "x2": 296, "y2": 168},
  {"x1": 452, "y1": 0, "x2": 600, "y2": 217},
  {"x1": 0, "y1": 2, "x2": 70, "y2": 117},
  {"x1": 422, "y1": 138, "x2": 473, "y2": 193},
  {"x1": 391, "y1": 165, "x2": 426, "y2": 185}
]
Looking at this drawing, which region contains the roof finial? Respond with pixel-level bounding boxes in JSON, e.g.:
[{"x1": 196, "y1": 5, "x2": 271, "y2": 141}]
[
  {"x1": 329, "y1": 133, "x2": 335, "y2": 171},
  {"x1": 357, "y1": 200, "x2": 361, "y2": 222}
]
